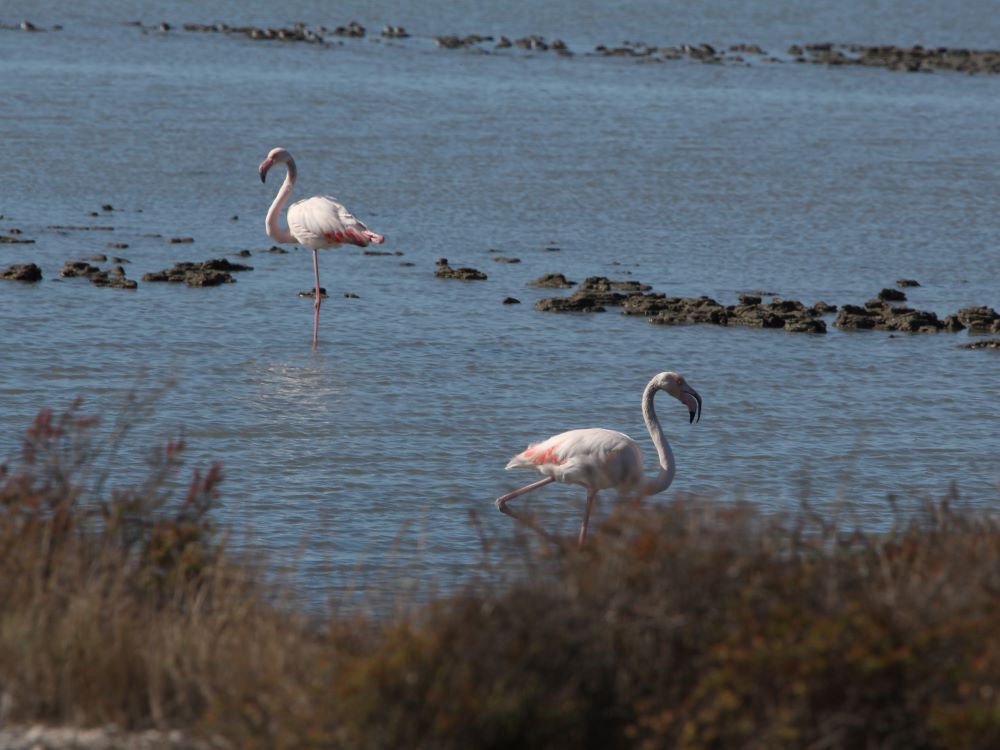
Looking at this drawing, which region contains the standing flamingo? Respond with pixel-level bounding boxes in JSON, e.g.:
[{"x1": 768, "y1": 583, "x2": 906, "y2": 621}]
[
  {"x1": 496, "y1": 371, "x2": 702, "y2": 547},
  {"x1": 258, "y1": 147, "x2": 385, "y2": 350}
]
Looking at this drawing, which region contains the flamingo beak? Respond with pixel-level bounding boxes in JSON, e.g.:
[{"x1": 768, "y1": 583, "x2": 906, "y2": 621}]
[
  {"x1": 258, "y1": 158, "x2": 273, "y2": 183},
  {"x1": 684, "y1": 387, "x2": 702, "y2": 424}
]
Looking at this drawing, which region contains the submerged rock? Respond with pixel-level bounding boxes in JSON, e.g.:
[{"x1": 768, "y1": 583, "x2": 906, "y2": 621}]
[
  {"x1": 955, "y1": 306, "x2": 1000, "y2": 333},
  {"x1": 503, "y1": 297, "x2": 521, "y2": 304},
  {"x1": 878, "y1": 287, "x2": 907, "y2": 302},
  {"x1": 534, "y1": 295, "x2": 606, "y2": 313},
  {"x1": 298, "y1": 288, "x2": 328, "y2": 298},
  {"x1": 897, "y1": 278, "x2": 921, "y2": 287},
  {"x1": 961, "y1": 338, "x2": 1000, "y2": 349},
  {"x1": 530, "y1": 273, "x2": 575, "y2": 288},
  {"x1": 434, "y1": 260, "x2": 487, "y2": 280},
  {"x1": 578, "y1": 276, "x2": 652, "y2": 293},
  {"x1": 142, "y1": 258, "x2": 251, "y2": 287},
  {"x1": 1, "y1": 263, "x2": 42, "y2": 282},
  {"x1": 834, "y1": 301, "x2": 947, "y2": 333}
]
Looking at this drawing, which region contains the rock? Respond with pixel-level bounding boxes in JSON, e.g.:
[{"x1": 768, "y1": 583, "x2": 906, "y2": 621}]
[
  {"x1": 268, "y1": 245, "x2": 288, "y2": 253},
  {"x1": 1, "y1": 263, "x2": 42, "y2": 282},
  {"x1": 344, "y1": 292, "x2": 359, "y2": 298},
  {"x1": 111, "y1": 256, "x2": 129, "y2": 264},
  {"x1": 363, "y1": 250, "x2": 402, "y2": 256},
  {"x1": 811, "y1": 301, "x2": 837, "y2": 314},
  {"x1": 0, "y1": 235, "x2": 34, "y2": 244},
  {"x1": 230, "y1": 215, "x2": 239, "y2": 221},
  {"x1": 578, "y1": 276, "x2": 652, "y2": 293},
  {"x1": 503, "y1": 297, "x2": 521, "y2": 304},
  {"x1": 955, "y1": 306, "x2": 1000, "y2": 333},
  {"x1": 298, "y1": 288, "x2": 328, "y2": 297},
  {"x1": 496, "y1": 36, "x2": 512, "y2": 48},
  {"x1": 60, "y1": 260, "x2": 102, "y2": 278},
  {"x1": 101, "y1": 203, "x2": 114, "y2": 211},
  {"x1": 835, "y1": 301, "x2": 946, "y2": 332},
  {"x1": 543, "y1": 246, "x2": 561, "y2": 252},
  {"x1": 86, "y1": 254, "x2": 107, "y2": 262},
  {"x1": 236, "y1": 249, "x2": 252, "y2": 257},
  {"x1": 961, "y1": 338, "x2": 1000, "y2": 349},
  {"x1": 834, "y1": 304, "x2": 880, "y2": 330},
  {"x1": 492, "y1": 256, "x2": 521, "y2": 263},
  {"x1": 399, "y1": 261, "x2": 415, "y2": 267},
  {"x1": 942, "y1": 315, "x2": 966, "y2": 332},
  {"x1": 332, "y1": 20, "x2": 365, "y2": 38},
  {"x1": 534, "y1": 294, "x2": 606, "y2": 313},
  {"x1": 381, "y1": 25, "x2": 409, "y2": 38},
  {"x1": 91, "y1": 274, "x2": 137, "y2": 289},
  {"x1": 878, "y1": 287, "x2": 907, "y2": 301},
  {"x1": 530, "y1": 273, "x2": 575, "y2": 288},
  {"x1": 896, "y1": 278, "x2": 920, "y2": 287},
  {"x1": 107, "y1": 242, "x2": 129, "y2": 249},
  {"x1": 435, "y1": 262, "x2": 487, "y2": 280},
  {"x1": 737, "y1": 293, "x2": 762, "y2": 305},
  {"x1": 200, "y1": 258, "x2": 253, "y2": 272},
  {"x1": 168, "y1": 237, "x2": 194, "y2": 243},
  {"x1": 142, "y1": 259, "x2": 250, "y2": 287}
]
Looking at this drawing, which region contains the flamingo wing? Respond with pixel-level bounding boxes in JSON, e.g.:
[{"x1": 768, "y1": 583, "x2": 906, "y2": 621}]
[
  {"x1": 506, "y1": 428, "x2": 643, "y2": 490},
  {"x1": 286, "y1": 196, "x2": 383, "y2": 249}
]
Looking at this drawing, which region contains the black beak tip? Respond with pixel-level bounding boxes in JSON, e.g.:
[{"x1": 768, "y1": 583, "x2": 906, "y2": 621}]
[
  {"x1": 259, "y1": 171, "x2": 266, "y2": 183},
  {"x1": 689, "y1": 410, "x2": 696, "y2": 424}
]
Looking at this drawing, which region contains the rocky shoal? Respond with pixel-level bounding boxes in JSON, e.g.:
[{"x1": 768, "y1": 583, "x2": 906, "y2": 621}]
[
  {"x1": 8, "y1": 18, "x2": 1000, "y2": 76},
  {"x1": 533, "y1": 277, "x2": 1000, "y2": 338}
]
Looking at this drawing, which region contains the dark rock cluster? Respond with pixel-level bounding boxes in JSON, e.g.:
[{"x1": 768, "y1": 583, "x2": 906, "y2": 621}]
[
  {"x1": 961, "y1": 339, "x2": 1000, "y2": 350},
  {"x1": 436, "y1": 33, "x2": 571, "y2": 54},
  {"x1": 1, "y1": 263, "x2": 42, "y2": 282},
  {"x1": 955, "y1": 306, "x2": 1000, "y2": 333},
  {"x1": 833, "y1": 301, "x2": 963, "y2": 333},
  {"x1": 60, "y1": 260, "x2": 136, "y2": 289},
  {"x1": 530, "y1": 273, "x2": 576, "y2": 288},
  {"x1": 434, "y1": 258, "x2": 487, "y2": 280},
  {"x1": 141, "y1": 258, "x2": 252, "y2": 287},
  {"x1": 795, "y1": 42, "x2": 1000, "y2": 74},
  {"x1": 182, "y1": 21, "x2": 326, "y2": 44}
]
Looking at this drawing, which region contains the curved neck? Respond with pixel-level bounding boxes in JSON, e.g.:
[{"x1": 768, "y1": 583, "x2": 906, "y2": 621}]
[
  {"x1": 265, "y1": 158, "x2": 297, "y2": 244},
  {"x1": 639, "y1": 382, "x2": 675, "y2": 496}
]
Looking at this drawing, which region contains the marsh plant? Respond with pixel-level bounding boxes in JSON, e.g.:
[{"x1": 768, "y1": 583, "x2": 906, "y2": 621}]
[{"x1": 1, "y1": 401, "x2": 998, "y2": 748}]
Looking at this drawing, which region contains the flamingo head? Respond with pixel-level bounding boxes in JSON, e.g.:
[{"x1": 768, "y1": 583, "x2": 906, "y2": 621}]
[
  {"x1": 259, "y1": 147, "x2": 292, "y2": 183},
  {"x1": 654, "y1": 371, "x2": 702, "y2": 424}
]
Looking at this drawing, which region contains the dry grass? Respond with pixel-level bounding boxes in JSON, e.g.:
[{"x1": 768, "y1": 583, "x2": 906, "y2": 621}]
[{"x1": 1, "y1": 401, "x2": 999, "y2": 748}]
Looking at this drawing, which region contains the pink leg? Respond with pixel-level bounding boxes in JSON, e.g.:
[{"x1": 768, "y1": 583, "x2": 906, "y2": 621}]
[
  {"x1": 312, "y1": 249, "x2": 321, "y2": 351},
  {"x1": 578, "y1": 489, "x2": 597, "y2": 547},
  {"x1": 496, "y1": 476, "x2": 557, "y2": 543}
]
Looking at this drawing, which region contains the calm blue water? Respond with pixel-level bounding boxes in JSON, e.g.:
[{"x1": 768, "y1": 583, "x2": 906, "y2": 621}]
[{"x1": 2, "y1": 1, "x2": 999, "y2": 601}]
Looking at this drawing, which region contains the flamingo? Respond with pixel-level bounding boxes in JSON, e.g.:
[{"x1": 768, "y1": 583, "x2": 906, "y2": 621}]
[
  {"x1": 258, "y1": 147, "x2": 385, "y2": 350},
  {"x1": 496, "y1": 371, "x2": 702, "y2": 547}
]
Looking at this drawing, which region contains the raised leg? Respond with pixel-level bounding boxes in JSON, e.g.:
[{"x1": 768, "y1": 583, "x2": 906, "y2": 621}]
[
  {"x1": 578, "y1": 489, "x2": 598, "y2": 547},
  {"x1": 496, "y1": 476, "x2": 557, "y2": 543},
  {"x1": 312, "y1": 249, "x2": 321, "y2": 351}
]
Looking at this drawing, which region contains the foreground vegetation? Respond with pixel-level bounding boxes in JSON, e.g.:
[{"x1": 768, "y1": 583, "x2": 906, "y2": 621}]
[{"x1": 1, "y1": 402, "x2": 999, "y2": 749}]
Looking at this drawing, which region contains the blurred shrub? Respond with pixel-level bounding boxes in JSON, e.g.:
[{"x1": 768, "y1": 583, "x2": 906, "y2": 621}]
[{"x1": 1, "y1": 403, "x2": 999, "y2": 749}]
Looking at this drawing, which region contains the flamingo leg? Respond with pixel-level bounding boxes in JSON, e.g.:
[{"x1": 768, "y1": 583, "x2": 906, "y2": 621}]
[
  {"x1": 495, "y1": 476, "x2": 557, "y2": 543},
  {"x1": 312, "y1": 248, "x2": 321, "y2": 351},
  {"x1": 578, "y1": 489, "x2": 598, "y2": 547}
]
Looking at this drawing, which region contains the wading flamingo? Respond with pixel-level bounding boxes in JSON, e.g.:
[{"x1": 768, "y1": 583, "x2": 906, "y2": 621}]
[
  {"x1": 258, "y1": 147, "x2": 385, "y2": 350},
  {"x1": 496, "y1": 371, "x2": 702, "y2": 547}
]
